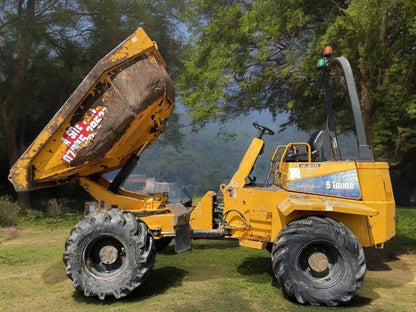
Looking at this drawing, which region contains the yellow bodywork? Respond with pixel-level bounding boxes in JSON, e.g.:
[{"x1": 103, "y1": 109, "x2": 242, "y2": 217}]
[
  {"x1": 214, "y1": 138, "x2": 395, "y2": 249},
  {"x1": 8, "y1": 27, "x2": 395, "y2": 251},
  {"x1": 78, "y1": 174, "x2": 215, "y2": 236},
  {"x1": 9, "y1": 27, "x2": 174, "y2": 191}
]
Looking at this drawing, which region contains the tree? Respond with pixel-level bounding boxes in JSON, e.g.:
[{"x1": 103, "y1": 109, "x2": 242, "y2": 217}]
[
  {"x1": 0, "y1": 0, "x2": 185, "y2": 207},
  {"x1": 74, "y1": 0, "x2": 187, "y2": 146},
  {"x1": 178, "y1": 0, "x2": 349, "y2": 127},
  {"x1": 313, "y1": 0, "x2": 416, "y2": 203},
  {"x1": 178, "y1": 0, "x2": 416, "y2": 203},
  {"x1": 0, "y1": 0, "x2": 81, "y2": 206}
]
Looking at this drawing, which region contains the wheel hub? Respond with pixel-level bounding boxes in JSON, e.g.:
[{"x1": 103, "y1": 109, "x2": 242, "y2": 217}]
[
  {"x1": 308, "y1": 251, "x2": 329, "y2": 273},
  {"x1": 99, "y1": 245, "x2": 118, "y2": 265}
]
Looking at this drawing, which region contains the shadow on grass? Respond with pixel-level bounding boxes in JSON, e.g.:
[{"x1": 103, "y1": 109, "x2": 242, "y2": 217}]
[
  {"x1": 130, "y1": 266, "x2": 188, "y2": 299},
  {"x1": 365, "y1": 234, "x2": 416, "y2": 272},
  {"x1": 365, "y1": 247, "x2": 399, "y2": 271},
  {"x1": 346, "y1": 295, "x2": 374, "y2": 307},
  {"x1": 280, "y1": 289, "x2": 374, "y2": 308},
  {"x1": 237, "y1": 255, "x2": 274, "y2": 279},
  {"x1": 157, "y1": 238, "x2": 240, "y2": 255},
  {"x1": 42, "y1": 262, "x2": 67, "y2": 284},
  {"x1": 72, "y1": 266, "x2": 188, "y2": 304},
  {"x1": 237, "y1": 255, "x2": 376, "y2": 308},
  {"x1": 235, "y1": 253, "x2": 385, "y2": 308},
  {"x1": 238, "y1": 255, "x2": 376, "y2": 308}
]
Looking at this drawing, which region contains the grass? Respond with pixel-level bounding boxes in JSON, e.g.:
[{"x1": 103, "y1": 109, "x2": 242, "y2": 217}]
[
  {"x1": 387, "y1": 207, "x2": 416, "y2": 253},
  {"x1": 0, "y1": 207, "x2": 415, "y2": 312}
]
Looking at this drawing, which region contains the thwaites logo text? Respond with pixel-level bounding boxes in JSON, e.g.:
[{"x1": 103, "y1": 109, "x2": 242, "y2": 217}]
[{"x1": 61, "y1": 106, "x2": 108, "y2": 164}]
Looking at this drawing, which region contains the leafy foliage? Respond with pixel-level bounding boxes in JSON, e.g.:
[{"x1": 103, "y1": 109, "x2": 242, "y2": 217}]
[
  {"x1": 178, "y1": 0, "x2": 349, "y2": 128},
  {"x1": 0, "y1": 0, "x2": 185, "y2": 201},
  {"x1": 1, "y1": 0, "x2": 415, "y2": 205},
  {"x1": 179, "y1": 0, "x2": 416, "y2": 202},
  {"x1": 314, "y1": 0, "x2": 416, "y2": 201},
  {"x1": 0, "y1": 196, "x2": 20, "y2": 226}
]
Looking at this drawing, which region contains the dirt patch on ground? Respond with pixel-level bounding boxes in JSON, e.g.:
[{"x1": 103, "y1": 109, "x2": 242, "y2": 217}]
[
  {"x1": 0, "y1": 227, "x2": 34, "y2": 242},
  {"x1": 365, "y1": 248, "x2": 416, "y2": 286},
  {"x1": 0, "y1": 226, "x2": 63, "y2": 246}
]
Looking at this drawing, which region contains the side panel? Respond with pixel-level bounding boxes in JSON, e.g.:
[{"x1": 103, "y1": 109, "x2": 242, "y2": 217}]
[
  {"x1": 222, "y1": 187, "x2": 288, "y2": 247},
  {"x1": 357, "y1": 162, "x2": 396, "y2": 245},
  {"x1": 222, "y1": 160, "x2": 395, "y2": 248},
  {"x1": 222, "y1": 186, "x2": 374, "y2": 247}
]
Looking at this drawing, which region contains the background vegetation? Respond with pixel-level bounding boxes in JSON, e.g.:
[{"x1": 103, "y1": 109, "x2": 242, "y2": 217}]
[
  {"x1": 0, "y1": 0, "x2": 415, "y2": 211},
  {"x1": 1, "y1": 2, "x2": 414, "y2": 310},
  {"x1": 176, "y1": 0, "x2": 416, "y2": 204}
]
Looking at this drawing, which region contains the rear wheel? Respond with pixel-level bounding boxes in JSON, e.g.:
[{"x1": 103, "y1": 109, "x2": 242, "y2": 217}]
[
  {"x1": 63, "y1": 209, "x2": 155, "y2": 299},
  {"x1": 271, "y1": 216, "x2": 366, "y2": 306}
]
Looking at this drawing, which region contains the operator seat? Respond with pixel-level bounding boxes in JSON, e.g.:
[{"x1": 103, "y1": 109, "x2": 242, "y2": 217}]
[
  {"x1": 284, "y1": 130, "x2": 326, "y2": 162},
  {"x1": 308, "y1": 130, "x2": 326, "y2": 161}
]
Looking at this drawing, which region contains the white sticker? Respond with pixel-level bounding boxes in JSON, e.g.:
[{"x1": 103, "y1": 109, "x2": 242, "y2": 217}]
[
  {"x1": 61, "y1": 106, "x2": 108, "y2": 164},
  {"x1": 131, "y1": 37, "x2": 138, "y2": 43},
  {"x1": 289, "y1": 168, "x2": 301, "y2": 180}
]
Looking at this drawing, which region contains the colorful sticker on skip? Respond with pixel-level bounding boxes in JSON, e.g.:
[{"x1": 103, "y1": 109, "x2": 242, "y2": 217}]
[
  {"x1": 61, "y1": 106, "x2": 108, "y2": 164},
  {"x1": 287, "y1": 169, "x2": 361, "y2": 199}
]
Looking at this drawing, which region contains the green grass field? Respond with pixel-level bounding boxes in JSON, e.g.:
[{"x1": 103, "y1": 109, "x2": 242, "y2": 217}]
[{"x1": 0, "y1": 207, "x2": 415, "y2": 312}]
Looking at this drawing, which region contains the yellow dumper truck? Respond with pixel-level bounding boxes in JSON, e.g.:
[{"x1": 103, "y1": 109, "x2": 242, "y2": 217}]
[{"x1": 9, "y1": 28, "x2": 395, "y2": 306}]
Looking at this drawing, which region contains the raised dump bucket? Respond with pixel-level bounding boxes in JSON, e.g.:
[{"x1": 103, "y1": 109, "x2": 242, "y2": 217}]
[{"x1": 9, "y1": 28, "x2": 175, "y2": 191}]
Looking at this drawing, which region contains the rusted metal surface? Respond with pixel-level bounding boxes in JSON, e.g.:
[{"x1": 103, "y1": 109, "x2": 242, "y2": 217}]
[
  {"x1": 9, "y1": 28, "x2": 174, "y2": 191},
  {"x1": 65, "y1": 54, "x2": 174, "y2": 166}
]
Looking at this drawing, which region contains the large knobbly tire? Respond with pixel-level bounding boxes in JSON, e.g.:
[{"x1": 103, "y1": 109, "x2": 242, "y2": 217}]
[
  {"x1": 271, "y1": 216, "x2": 366, "y2": 306},
  {"x1": 63, "y1": 209, "x2": 155, "y2": 300}
]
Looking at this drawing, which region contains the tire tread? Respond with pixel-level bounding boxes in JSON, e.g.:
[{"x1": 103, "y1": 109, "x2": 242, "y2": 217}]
[
  {"x1": 271, "y1": 216, "x2": 366, "y2": 306},
  {"x1": 63, "y1": 208, "x2": 155, "y2": 299}
]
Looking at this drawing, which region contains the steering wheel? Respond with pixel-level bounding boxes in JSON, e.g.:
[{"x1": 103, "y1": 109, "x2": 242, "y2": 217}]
[{"x1": 253, "y1": 122, "x2": 275, "y2": 138}]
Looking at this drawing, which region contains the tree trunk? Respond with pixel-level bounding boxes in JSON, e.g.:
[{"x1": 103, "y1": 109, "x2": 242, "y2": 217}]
[
  {"x1": 359, "y1": 68, "x2": 374, "y2": 146},
  {"x1": 2, "y1": 0, "x2": 37, "y2": 209},
  {"x1": 0, "y1": 104, "x2": 19, "y2": 168},
  {"x1": 0, "y1": 103, "x2": 31, "y2": 208}
]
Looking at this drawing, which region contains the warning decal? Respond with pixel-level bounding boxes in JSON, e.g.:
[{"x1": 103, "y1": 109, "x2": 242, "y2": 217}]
[{"x1": 61, "y1": 106, "x2": 108, "y2": 164}]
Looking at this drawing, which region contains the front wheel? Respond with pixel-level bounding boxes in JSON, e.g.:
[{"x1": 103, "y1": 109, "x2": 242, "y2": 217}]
[
  {"x1": 63, "y1": 209, "x2": 155, "y2": 300},
  {"x1": 271, "y1": 216, "x2": 366, "y2": 306}
]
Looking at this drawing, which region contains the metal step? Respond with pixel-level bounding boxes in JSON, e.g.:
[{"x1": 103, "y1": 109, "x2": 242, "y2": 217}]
[{"x1": 239, "y1": 232, "x2": 271, "y2": 249}]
